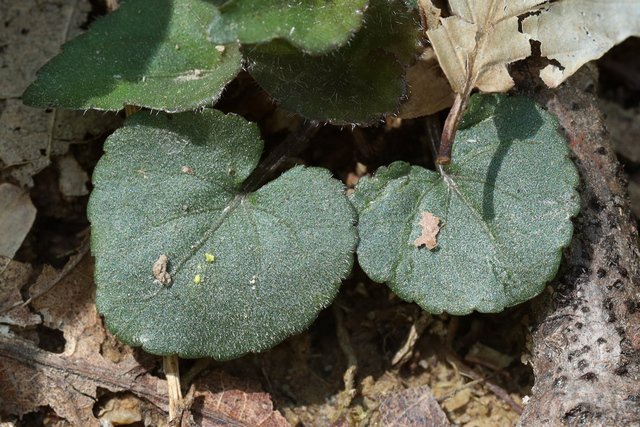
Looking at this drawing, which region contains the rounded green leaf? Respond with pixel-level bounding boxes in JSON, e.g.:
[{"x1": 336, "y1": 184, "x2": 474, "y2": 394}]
[
  {"x1": 352, "y1": 94, "x2": 580, "y2": 314},
  {"x1": 208, "y1": 0, "x2": 369, "y2": 54},
  {"x1": 245, "y1": 0, "x2": 423, "y2": 125},
  {"x1": 23, "y1": 0, "x2": 241, "y2": 113},
  {"x1": 88, "y1": 110, "x2": 357, "y2": 359}
]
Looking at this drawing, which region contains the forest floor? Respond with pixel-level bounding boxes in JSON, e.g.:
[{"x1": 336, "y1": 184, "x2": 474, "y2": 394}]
[{"x1": 1, "y1": 1, "x2": 639, "y2": 426}]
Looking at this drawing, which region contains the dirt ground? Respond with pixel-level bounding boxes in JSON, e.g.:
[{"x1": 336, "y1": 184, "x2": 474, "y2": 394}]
[{"x1": 1, "y1": 1, "x2": 639, "y2": 426}]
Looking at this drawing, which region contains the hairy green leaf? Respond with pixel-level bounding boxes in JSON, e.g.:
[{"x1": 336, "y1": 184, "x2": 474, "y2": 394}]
[
  {"x1": 23, "y1": 0, "x2": 241, "y2": 113},
  {"x1": 245, "y1": 0, "x2": 423, "y2": 125},
  {"x1": 209, "y1": 0, "x2": 369, "y2": 54},
  {"x1": 88, "y1": 110, "x2": 357, "y2": 358},
  {"x1": 352, "y1": 94, "x2": 580, "y2": 314}
]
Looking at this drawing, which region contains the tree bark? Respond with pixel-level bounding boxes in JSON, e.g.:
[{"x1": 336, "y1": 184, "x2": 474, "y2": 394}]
[{"x1": 516, "y1": 64, "x2": 640, "y2": 425}]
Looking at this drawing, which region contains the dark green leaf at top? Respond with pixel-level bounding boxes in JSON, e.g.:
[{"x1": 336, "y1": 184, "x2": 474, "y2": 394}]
[
  {"x1": 88, "y1": 110, "x2": 357, "y2": 359},
  {"x1": 23, "y1": 0, "x2": 241, "y2": 113},
  {"x1": 209, "y1": 0, "x2": 369, "y2": 54},
  {"x1": 245, "y1": 0, "x2": 423, "y2": 125},
  {"x1": 352, "y1": 94, "x2": 580, "y2": 314}
]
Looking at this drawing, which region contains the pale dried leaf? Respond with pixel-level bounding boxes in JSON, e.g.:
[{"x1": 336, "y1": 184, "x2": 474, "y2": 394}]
[
  {"x1": 427, "y1": 0, "x2": 544, "y2": 94},
  {"x1": 522, "y1": 0, "x2": 640, "y2": 88},
  {"x1": 398, "y1": 48, "x2": 455, "y2": 118},
  {"x1": 0, "y1": 183, "x2": 37, "y2": 258},
  {"x1": 97, "y1": 393, "x2": 144, "y2": 425},
  {"x1": 418, "y1": 0, "x2": 441, "y2": 31},
  {"x1": 413, "y1": 211, "x2": 441, "y2": 249}
]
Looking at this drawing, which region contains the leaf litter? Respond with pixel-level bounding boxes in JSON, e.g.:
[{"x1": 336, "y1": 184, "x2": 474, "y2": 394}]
[
  {"x1": 0, "y1": 183, "x2": 37, "y2": 258},
  {"x1": 419, "y1": 0, "x2": 640, "y2": 163},
  {"x1": 0, "y1": 253, "x2": 290, "y2": 426},
  {"x1": 0, "y1": 0, "x2": 122, "y2": 187}
]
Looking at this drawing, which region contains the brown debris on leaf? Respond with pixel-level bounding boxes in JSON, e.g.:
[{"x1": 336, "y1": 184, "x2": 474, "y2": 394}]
[
  {"x1": 413, "y1": 212, "x2": 441, "y2": 249},
  {"x1": 153, "y1": 254, "x2": 171, "y2": 285}
]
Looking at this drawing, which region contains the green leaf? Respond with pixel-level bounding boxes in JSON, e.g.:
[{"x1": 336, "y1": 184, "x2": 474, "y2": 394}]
[
  {"x1": 23, "y1": 0, "x2": 241, "y2": 113},
  {"x1": 352, "y1": 94, "x2": 580, "y2": 314},
  {"x1": 244, "y1": 0, "x2": 423, "y2": 125},
  {"x1": 209, "y1": 0, "x2": 369, "y2": 54},
  {"x1": 88, "y1": 110, "x2": 357, "y2": 359}
]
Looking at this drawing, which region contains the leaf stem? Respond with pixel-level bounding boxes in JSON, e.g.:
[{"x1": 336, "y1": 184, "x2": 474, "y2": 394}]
[{"x1": 437, "y1": 92, "x2": 466, "y2": 165}]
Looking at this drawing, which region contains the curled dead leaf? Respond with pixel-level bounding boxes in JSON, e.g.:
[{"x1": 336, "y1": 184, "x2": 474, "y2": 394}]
[{"x1": 413, "y1": 212, "x2": 441, "y2": 249}]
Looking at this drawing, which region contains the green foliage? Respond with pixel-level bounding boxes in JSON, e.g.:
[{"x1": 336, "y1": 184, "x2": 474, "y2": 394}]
[
  {"x1": 352, "y1": 94, "x2": 580, "y2": 314},
  {"x1": 209, "y1": 0, "x2": 369, "y2": 54},
  {"x1": 24, "y1": 1, "x2": 581, "y2": 359},
  {"x1": 23, "y1": 0, "x2": 241, "y2": 112},
  {"x1": 88, "y1": 110, "x2": 357, "y2": 358},
  {"x1": 245, "y1": 0, "x2": 423, "y2": 124}
]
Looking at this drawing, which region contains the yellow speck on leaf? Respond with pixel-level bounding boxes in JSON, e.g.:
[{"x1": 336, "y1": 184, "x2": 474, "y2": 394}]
[
  {"x1": 205, "y1": 253, "x2": 215, "y2": 263},
  {"x1": 194, "y1": 274, "x2": 202, "y2": 284},
  {"x1": 413, "y1": 212, "x2": 441, "y2": 250}
]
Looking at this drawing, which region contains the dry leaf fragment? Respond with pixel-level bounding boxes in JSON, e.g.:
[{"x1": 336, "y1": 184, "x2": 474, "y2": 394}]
[
  {"x1": 191, "y1": 371, "x2": 290, "y2": 427},
  {"x1": 427, "y1": 0, "x2": 543, "y2": 95},
  {"x1": 0, "y1": 256, "x2": 40, "y2": 327},
  {"x1": 380, "y1": 384, "x2": 451, "y2": 426},
  {"x1": 153, "y1": 254, "x2": 171, "y2": 285},
  {"x1": 398, "y1": 48, "x2": 455, "y2": 119},
  {"x1": 425, "y1": 0, "x2": 545, "y2": 163},
  {"x1": 0, "y1": 183, "x2": 37, "y2": 258},
  {"x1": 413, "y1": 212, "x2": 441, "y2": 249},
  {"x1": 522, "y1": 0, "x2": 640, "y2": 88}
]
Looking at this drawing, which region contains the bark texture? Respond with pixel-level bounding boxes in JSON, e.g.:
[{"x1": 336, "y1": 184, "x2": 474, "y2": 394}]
[{"x1": 517, "y1": 64, "x2": 640, "y2": 425}]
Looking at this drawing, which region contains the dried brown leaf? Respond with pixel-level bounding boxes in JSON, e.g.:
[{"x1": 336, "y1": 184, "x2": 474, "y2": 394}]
[
  {"x1": 190, "y1": 370, "x2": 290, "y2": 427},
  {"x1": 0, "y1": 256, "x2": 40, "y2": 327},
  {"x1": 380, "y1": 384, "x2": 451, "y2": 426},
  {"x1": 31, "y1": 255, "x2": 101, "y2": 355},
  {"x1": 413, "y1": 212, "x2": 441, "y2": 250},
  {"x1": 398, "y1": 48, "x2": 455, "y2": 119}
]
